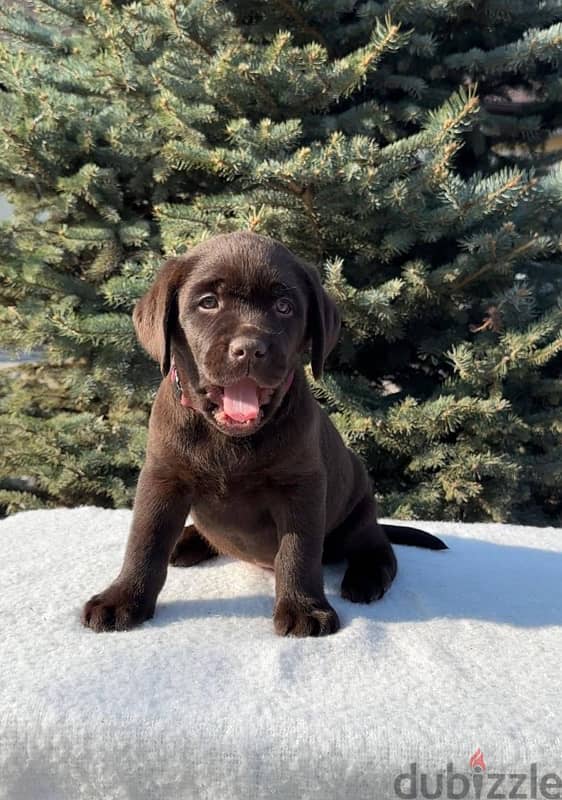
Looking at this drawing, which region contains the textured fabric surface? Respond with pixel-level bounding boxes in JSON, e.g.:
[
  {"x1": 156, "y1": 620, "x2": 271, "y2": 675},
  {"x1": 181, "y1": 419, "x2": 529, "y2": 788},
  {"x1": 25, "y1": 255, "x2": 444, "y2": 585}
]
[{"x1": 0, "y1": 507, "x2": 561, "y2": 800}]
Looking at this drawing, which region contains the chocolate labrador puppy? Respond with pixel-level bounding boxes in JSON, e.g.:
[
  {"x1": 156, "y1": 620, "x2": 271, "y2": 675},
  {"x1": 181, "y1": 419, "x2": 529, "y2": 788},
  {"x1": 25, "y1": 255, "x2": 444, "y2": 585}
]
[{"x1": 82, "y1": 231, "x2": 445, "y2": 637}]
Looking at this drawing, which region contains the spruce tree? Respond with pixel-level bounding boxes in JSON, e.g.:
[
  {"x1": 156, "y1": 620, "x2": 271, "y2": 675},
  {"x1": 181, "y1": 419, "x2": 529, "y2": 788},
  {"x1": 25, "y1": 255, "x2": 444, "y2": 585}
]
[{"x1": 0, "y1": 1, "x2": 561, "y2": 522}]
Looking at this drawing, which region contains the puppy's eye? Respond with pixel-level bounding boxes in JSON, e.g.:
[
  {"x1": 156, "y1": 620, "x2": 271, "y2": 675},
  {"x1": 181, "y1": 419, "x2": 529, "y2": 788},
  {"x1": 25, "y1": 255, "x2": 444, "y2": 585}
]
[
  {"x1": 275, "y1": 297, "x2": 293, "y2": 316},
  {"x1": 198, "y1": 294, "x2": 219, "y2": 310}
]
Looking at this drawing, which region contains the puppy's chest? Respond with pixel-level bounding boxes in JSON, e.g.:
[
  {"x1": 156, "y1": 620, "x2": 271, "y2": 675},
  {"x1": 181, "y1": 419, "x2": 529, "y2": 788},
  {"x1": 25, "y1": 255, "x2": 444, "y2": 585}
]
[
  {"x1": 193, "y1": 464, "x2": 297, "y2": 502},
  {"x1": 175, "y1": 430, "x2": 304, "y2": 566},
  {"x1": 175, "y1": 430, "x2": 297, "y2": 497},
  {"x1": 192, "y1": 489, "x2": 280, "y2": 566},
  {"x1": 185, "y1": 454, "x2": 299, "y2": 566}
]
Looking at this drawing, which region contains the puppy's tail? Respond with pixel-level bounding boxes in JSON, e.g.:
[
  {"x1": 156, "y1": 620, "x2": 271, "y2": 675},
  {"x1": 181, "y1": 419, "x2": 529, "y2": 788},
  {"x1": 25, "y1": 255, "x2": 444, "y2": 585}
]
[{"x1": 382, "y1": 524, "x2": 448, "y2": 550}]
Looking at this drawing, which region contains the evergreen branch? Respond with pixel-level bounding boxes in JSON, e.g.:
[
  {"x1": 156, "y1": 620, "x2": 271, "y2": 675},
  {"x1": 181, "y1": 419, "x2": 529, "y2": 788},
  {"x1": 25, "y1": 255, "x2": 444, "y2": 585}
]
[
  {"x1": 273, "y1": 0, "x2": 330, "y2": 53},
  {"x1": 444, "y1": 22, "x2": 562, "y2": 76},
  {"x1": 451, "y1": 237, "x2": 539, "y2": 291},
  {"x1": 300, "y1": 185, "x2": 324, "y2": 259},
  {"x1": 36, "y1": 0, "x2": 86, "y2": 25}
]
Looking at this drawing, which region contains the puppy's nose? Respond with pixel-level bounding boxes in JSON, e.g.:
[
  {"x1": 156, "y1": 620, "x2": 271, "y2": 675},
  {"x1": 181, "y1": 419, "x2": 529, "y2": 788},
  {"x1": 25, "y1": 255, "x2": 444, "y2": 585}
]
[{"x1": 229, "y1": 336, "x2": 268, "y2": 362}]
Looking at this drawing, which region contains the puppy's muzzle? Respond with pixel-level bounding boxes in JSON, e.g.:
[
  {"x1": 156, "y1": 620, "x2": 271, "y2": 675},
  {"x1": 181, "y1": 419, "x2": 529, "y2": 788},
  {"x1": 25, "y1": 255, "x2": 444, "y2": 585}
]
[{"x1": 228, "y1": 336, "x2": 269, "y2": 366}]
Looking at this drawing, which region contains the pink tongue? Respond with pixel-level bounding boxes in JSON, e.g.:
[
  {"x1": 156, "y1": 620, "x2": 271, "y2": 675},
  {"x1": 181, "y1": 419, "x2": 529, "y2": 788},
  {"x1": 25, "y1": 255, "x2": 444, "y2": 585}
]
[{"x1": 223, "y1": 378, "x2": 260, "y2": 422}]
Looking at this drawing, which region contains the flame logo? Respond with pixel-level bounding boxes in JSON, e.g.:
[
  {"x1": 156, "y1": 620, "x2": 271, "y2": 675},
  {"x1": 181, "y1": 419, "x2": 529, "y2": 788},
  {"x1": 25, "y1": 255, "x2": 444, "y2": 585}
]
[{"x1": 469, "y1": 748, "x2": 486, "y2": 771}]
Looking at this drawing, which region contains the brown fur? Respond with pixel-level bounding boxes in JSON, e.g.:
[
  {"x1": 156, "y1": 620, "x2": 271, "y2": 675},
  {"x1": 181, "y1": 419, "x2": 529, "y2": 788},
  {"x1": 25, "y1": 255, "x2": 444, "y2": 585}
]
[{"x1": 82, "y1": 232, "x2": 445, "y2": 637}]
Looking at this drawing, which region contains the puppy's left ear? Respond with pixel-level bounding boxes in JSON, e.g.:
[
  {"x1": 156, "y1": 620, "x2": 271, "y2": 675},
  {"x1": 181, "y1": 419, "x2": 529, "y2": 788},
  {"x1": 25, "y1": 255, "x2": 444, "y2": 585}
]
[
  {"x1": 303, "y1": 263, "x2": 341, "y2": 379},
  {"x1": 133, "y1": 257, "x2": 192, "y2": 377}
]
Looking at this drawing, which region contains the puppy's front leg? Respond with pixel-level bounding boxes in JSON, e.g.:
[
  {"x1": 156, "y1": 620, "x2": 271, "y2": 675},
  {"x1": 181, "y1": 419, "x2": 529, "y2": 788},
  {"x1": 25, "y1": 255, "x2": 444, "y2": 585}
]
[
  {"x1": 82, "y1": 465, "x2": 190, "y2": 632},
  {"x1": 272, "y1": 479, "x2": 340, "y2": 637}
]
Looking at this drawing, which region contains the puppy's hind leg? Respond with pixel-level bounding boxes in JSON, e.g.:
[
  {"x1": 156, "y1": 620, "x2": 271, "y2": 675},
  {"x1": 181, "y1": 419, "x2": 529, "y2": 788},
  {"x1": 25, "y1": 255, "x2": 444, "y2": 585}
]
[
  {"x1": 338, "y1": 496, "x2": 397, "y2": 603},
  {"x1": 170, "y1": 524, "x2": 218, "y2": 567}
]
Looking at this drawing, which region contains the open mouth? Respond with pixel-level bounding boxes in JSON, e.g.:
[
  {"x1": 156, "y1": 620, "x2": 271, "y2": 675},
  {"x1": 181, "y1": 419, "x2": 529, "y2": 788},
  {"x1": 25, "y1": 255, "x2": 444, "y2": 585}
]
[{"x1": 205, "y1": 378, "x2": 276, "y2": 433}]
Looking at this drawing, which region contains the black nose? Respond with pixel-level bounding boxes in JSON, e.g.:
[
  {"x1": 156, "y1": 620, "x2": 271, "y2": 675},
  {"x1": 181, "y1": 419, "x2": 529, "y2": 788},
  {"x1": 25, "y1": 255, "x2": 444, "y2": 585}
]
[{"x1": 229, "y1": 336, "x2": 268, "y2": 362}]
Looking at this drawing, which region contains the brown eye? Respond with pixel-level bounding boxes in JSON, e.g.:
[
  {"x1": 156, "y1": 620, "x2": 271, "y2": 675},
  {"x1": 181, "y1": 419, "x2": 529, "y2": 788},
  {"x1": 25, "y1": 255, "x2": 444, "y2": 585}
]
[
  {"x1": 275, "y1": 297, "x2": 293, "y2": 315},
  {"x1": 198, "y1": 294, "x2": 219, "y2": 310}
]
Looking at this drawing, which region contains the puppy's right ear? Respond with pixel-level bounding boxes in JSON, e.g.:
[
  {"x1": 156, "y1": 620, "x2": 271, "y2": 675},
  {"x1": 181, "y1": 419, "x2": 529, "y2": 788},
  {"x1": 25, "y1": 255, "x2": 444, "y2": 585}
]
[{"x1": 133, "y1": 257, "x2": 191, "y2": 377}]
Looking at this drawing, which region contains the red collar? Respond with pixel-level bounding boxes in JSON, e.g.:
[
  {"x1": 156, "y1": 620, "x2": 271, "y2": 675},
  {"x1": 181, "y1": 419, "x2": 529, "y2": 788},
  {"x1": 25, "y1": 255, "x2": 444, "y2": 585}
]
[{"x1": 169, "y1": 358, "x2": 294, "y2": 411}]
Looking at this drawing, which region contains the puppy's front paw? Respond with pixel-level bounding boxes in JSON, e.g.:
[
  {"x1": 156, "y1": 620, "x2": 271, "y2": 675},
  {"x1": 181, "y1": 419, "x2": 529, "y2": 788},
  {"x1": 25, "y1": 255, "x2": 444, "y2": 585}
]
[
  {"x1": 274, "y1": 596, "x2": 340, "y2": 637},
  {"x1": 341, "y1": 548, "x2": 397, "y2": 603},
  {"x1": 81, "y1": 583, "x2": 155, "y2": 632}
]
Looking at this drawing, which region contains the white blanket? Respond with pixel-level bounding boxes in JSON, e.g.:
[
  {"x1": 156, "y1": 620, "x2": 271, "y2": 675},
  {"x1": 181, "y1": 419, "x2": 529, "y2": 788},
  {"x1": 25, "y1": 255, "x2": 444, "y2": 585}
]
[{"x1": 1, "y1": 507, "x2": 561, "y2": 800}]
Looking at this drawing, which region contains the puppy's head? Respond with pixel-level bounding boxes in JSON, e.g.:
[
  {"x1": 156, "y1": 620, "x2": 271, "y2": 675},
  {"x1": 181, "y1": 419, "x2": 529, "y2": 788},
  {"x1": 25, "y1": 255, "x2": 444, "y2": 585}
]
[{"x1": 133, "y1": 232, "x2": 340, "y2": 436}]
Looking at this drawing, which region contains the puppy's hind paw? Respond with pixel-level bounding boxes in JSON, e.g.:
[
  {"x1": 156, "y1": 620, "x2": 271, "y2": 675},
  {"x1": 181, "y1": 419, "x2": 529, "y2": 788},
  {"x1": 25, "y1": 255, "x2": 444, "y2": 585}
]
[
  {"x1": 169, "y1": 524, "x2": 217, "y2": 567},
  {"x1": 341, "y1": 552, "x2": 397, "y2": 604}
]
